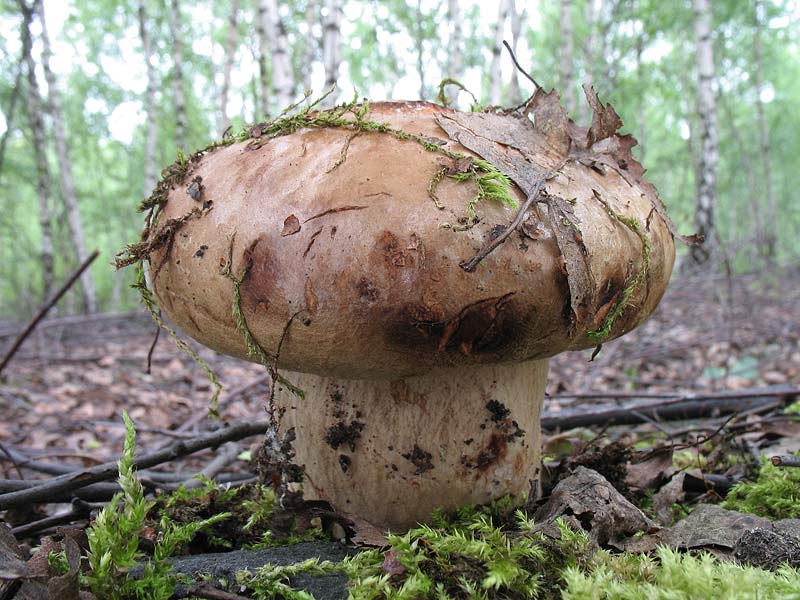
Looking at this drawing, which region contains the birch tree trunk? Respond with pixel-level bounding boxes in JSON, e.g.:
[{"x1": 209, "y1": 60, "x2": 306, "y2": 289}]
[
  {"x1": 322, "y1": 0, "x2": 341, "y2": 106},
  {"x1": 581, "y1": 0, "x2": 602, "y2": 120},
  {"x1": 35, "y1": 0, "x2": 97, "y2": 312},
  {"x1": 488, "y1": 0, "x2": 510, "y2": 106},
  {"x1": 690, "y1": 0, "x2": 719, "y2": 265},
  {"x1": 446, "y1": 0, "x2": 462, "y2": 82},
  {"x1": 219, "y1": 0, "x2": 241, "y2": 135},
  {"x1": 507, "y1": 3, "x2": 525, "y2": 105},
  {"x1": 259, "y1": 0, "x2": 294, "y2": 113},
  {"x1": 256, "y1": 0, "x2": 271, "y2": 117},
  {"x1": 139, "y1": 0, "x2": 159, "y2": 197},
  {"x1": 753, "y1": 0, "x2": 776, "y2": 260},
  {"x1": 20, "y1": 0, "x2": 53, "y2": 300},
  {"x1": 559, "y1": 0, "x2": 576, "y2": 115},
  {"x1": 415, "y1": 0, "x2": 426, "y2": 100},
  {"x1": 303, "y1": 0, "x2": 317, "y2": 93},
  {"x1": 167, "y1": 0, "x2": 187, "y2": 150}
]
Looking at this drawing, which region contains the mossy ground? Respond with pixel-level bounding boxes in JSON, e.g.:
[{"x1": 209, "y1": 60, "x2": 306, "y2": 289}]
[{"x1": 80, "y1": 416, "x2": 800, "y2": 598}]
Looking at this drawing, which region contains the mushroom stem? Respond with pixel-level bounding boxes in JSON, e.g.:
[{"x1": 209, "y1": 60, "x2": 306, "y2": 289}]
[{"x1": 274, "y1": 359, "x2": 549, "y2": 531}]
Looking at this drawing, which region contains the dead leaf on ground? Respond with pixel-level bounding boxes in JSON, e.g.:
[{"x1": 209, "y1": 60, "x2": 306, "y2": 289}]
[
  {"x1": 626, "y1": 447, "x2": 676, "y2": 492},
  {"x1": 533, "y1": 466, "x2": 658, "y2": 547}
]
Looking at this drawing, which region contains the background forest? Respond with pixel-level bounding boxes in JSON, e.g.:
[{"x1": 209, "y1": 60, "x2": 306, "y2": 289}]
[{"x1": 0, "y1": 0, "x2": 798, "y2": 319}]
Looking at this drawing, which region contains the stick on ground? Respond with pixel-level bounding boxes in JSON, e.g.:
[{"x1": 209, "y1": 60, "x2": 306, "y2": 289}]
[{"x1": 0, "y1": 418, "x2": 269, "y2": 510}]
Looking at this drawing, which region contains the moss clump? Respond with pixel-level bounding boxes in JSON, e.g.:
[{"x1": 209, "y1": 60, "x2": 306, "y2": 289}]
[
  {"x1": 722, "y1": 456, "x2": 800, "y2": 519},
  {"x1": 562, "y1": 546, "x2": 800, "y2": 599},
  {"x1": 85, "y1": 413, "x2": 230, "y2": 600}
]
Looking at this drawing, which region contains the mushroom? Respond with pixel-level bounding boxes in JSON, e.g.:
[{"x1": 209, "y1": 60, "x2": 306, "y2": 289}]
[{"x1": 137, "y1": 95, "x2": 675, "y2": 532}]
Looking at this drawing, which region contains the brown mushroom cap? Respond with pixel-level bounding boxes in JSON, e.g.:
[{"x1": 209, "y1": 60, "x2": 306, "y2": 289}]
[{"x1": 149, "y1": 101, "x2": 674, "y2": 379}]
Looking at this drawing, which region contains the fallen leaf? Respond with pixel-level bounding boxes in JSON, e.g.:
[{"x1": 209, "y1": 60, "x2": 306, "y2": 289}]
[{"x1": 533, "y1": 467, "x2": 657, "y2": 547}]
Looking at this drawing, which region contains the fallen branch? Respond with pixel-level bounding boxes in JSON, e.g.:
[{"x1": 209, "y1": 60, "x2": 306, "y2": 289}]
[
  {"x1": 541, "y1": 385, "x2": 798, "y2": 431},
  {"x1": 0, "y1": 248, "x2": 100, "y2": 376},
  {"x1": 771, "y1": 454, "x2": 800, "y2": 468},
  {"x1": 0, "y1": 418, "x2": 269, "y2": 510},
  {"x1": 11, "y1": 499, "x2": 94, "y2": 537}
]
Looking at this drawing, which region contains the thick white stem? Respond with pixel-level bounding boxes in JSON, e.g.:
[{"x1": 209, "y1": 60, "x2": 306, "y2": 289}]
[{"x1": 275, "y1": 359, "x2": 548, "y2": 531}]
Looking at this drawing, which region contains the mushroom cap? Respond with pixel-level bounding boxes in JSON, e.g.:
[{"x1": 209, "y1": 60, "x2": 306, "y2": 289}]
[{"x1": 149, "y1": 101, "x2": 674, "y2": 379}]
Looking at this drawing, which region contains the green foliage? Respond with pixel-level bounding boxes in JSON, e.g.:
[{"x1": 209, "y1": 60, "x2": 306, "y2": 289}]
[
  {"x1": 236, "y1": 558, "x2": 343, "y2": 600},
  {"x1": 85, "y1": 412, "x2": 230, "y2": 599},
  {"x1": 722, "y1": 456, "x2": 800, "y2": 519},
  {"x1": 561, "y1": 546, "x2": 800, "y2": 599},
  {"x1": 345, "y1": 511, "x2": 589, "y2": 599}
]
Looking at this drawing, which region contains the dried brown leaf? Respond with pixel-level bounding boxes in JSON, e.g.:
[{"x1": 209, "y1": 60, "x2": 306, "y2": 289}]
[{"x1": 281, "y1": 214, "x2": 301, "y2": 237}]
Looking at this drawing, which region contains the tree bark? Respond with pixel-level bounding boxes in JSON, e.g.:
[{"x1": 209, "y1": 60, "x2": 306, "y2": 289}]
[
  {"x1": 559, "y1": 0, "x2": 576, "y2": 114},
  {"x1": 322, "y1": 0, "x2": 341, "y2": 106},
  {"x1": 259, "y1": 0, "x2": 294, "y2": 114},
  {"x1": 690, "y1": 0, "x2": 719, "y2": 265},
  {"x1": 753, "y1": 0, "x2": 776, "y2": 260},
  {"x1": 167, "y1": 0, "x2": 187, "y2": 150},
  {"x1": 219, "y1": 0, "x2": 241, "y2": 135},
  {"x1": 446, "y1": 0, "x2": 462, "y2": 82},
  {"x1": 139, "y1": 0, "x2": 159, "y2": 197},
  {"x1": 35, "y1": 0, "x2": 98, "y2": 313},
  {"x1": 488, "y1": 0, "x2": 510, "y2": 106}
]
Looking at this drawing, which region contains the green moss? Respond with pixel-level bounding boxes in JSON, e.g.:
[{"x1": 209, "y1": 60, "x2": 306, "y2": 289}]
[
  {"x1": 562, "y1": 546, "x2": 800, "y2": 599},
  {"x1": 722, "y1": 456, "x2": 800, "y2": 519},
  {"x1": 85, "y1": 413, "x2": 230, "y2": 600},
  {"x1": 221, "y1": 236, "x2": 304, "y2": 400},
  {"x1": 588, "y1": 207, "x2": 651, "y2": 341}
]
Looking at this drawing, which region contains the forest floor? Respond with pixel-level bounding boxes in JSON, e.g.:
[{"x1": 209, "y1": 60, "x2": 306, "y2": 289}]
[{"x1": 0, "y1": 265, "x2": 799, "y2": 597}]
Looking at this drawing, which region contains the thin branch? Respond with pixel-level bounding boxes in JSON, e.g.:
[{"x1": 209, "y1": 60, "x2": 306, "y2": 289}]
[
  {"x1": 502, "y1": 39, "x2": 540, "y2": 90},
  {"x1": 0, "y1": 418, "x2": 269, "y2": 510},
  {"x1": 0, "y1": 248, "x2": 100, "y2": 376},
  {"x1": 541, "y1": 385, "x2": 798, "y2": 431},
  {"x1": 460, "y1": 180, "x2": 545, "y2": 272},
  {"x1": 11, "y1": 498, "x2": 93, "y2": 537}
]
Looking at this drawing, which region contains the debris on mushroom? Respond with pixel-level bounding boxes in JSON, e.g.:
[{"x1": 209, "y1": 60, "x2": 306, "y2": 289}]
[{"x1": 120, "y1": 89, "x2": 675, "y2": 531}]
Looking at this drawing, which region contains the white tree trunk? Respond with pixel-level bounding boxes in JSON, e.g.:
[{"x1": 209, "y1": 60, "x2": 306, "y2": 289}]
[
  {"x1": 259, "y1": 0, "x2": 294, "y2": 113},
  {"x1": 753, "y1": 0, "x2": 776, "y2": 259},
  {"x1": 219, "y1": 0, "x2": 241, "y2": 135},
  {"x1": 322, "y1": 0, "x2": 341, "y2": 106},
  {"x1": 139, "y1": 0, "x2": 159, "y2": 197},
  {"x1": 488, "y1": 0, "x2": 510, "y2": 105},
  {"x1": 256, "y1": 0, "x2": 271, "y2": 117},
  {"x1": 35, "y1": 0, "x2": 97, "y2": 313},
  {"x1": 21, "y1": 0, "x2": 53, "y2": 300},
  {"x1": 446, "y1": 0, "x2": 462, "y2": 82},
  {"x1": 507, "y1": 2, "x2": 525, "y2": 105},
  {"x1": 559, "y1": 0, "x2": 575, "y2": 114},
  {"x1": 690, "y1": 0, "x2": 719, "y2": 265},
  {"x1": 167, "y1": 0, "x2": 186, "y2": 150},
  {"x1": 581, "y1": 0, "x2": 603, "y2": 120},
  {"x1": 303, "y1": 0, "x2": 317, "y2": 93}
]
